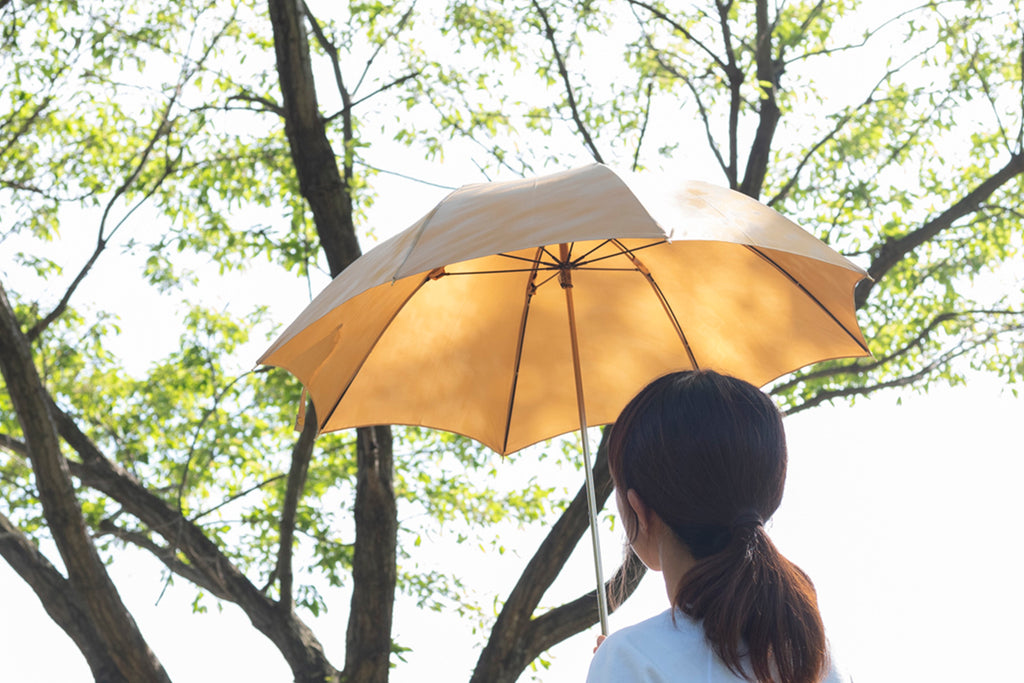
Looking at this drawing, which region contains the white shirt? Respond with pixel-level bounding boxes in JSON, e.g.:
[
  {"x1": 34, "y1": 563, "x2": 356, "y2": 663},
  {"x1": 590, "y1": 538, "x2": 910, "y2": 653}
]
[{"x1": 586, "y1": 609, "x2": 851, "y2": 683}]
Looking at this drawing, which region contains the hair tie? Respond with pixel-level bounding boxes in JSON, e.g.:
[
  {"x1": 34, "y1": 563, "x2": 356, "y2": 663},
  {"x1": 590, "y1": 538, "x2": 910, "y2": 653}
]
[{"x1": 731, "y1": 509, "x2": 764, "y2": 530}]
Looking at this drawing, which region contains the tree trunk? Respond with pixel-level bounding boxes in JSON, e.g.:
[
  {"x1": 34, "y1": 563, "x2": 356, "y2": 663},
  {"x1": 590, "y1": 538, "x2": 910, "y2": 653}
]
[
  {"x1": 267, "y1": 1, "x2": 398, "y2": 680},
  {"x1": 0, "y1": 512, "x2": 130, "y2": 683},
  {"x1": 739, "y1": 0, "x2": 781, "y2": 199},
  {"x1": 0, "y1": 281, "x2": 172, "y2": 683},
  {"x1": 344, "y1": 426, "x2": 397, "y2": 682},
  {"x1": 267, "y1": 0, "x2": 361, "y2": 275}
]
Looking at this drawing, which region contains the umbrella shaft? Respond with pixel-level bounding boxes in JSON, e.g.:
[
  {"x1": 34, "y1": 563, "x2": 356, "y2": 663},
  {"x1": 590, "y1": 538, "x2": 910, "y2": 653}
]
[
  {"x1": 561, "y1": 250, "x2": 610, "y2": 636},
  {"x1": 579, "y1": 414, "x2": 610, "y2": 636}
]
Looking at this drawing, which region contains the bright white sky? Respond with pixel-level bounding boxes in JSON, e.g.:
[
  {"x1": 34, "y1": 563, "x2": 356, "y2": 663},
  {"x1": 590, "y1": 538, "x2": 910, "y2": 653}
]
[{"x1": 3, "y1": 1, "x2": 1023, "y2": 681}]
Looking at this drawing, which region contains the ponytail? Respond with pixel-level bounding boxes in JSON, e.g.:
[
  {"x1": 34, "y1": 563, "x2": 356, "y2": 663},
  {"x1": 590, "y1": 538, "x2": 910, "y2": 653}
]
[{"x1": 673, "y1": 522, "x2": 827, "y2": 683}]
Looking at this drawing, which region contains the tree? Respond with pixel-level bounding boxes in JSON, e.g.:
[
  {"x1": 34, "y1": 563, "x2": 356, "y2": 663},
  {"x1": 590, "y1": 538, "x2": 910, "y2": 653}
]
[{"x1": 1, "y1": 1, "x2": 1022, "y2": 682}]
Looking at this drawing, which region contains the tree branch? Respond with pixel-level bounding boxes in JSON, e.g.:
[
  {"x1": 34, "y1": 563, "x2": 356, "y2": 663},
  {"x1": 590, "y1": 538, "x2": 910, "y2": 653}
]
[
  {"x1": 95, "y1": 519, "x2": 234, "y2": 601},
  {"x1": 350, "y1": 4, "x2": 415, "y2": 98},
  {"x1": 301, "y1": 1, "x2": 350, "y2": 120},
  {"x1": 0, "y1": 431, "x2": 27, "y2": 456},
  {"x1": 771, "y1": 308, "x2": 1024, "y2": 394},
  {"x1": 765, "y1": 46, "x2": 931, "y2": 207},
  {"x1": 1017, "y1": 22, "x2": 1023, "y2": 149},
  {"x1": 963, "y1": 33, "x2": 1016, "y2": 155},
  {"x1": 717, "y1": 0, "x2": 743, "y2": 185},
  {"x1": 783, "y1": 356, "x2": 942, "y2": 416},
  {"x1": 626, "y1": 4, "x2": 728, "y2": 176},
  {"x1": 522, "y1": 552, "x2": 647, "y2": 661},
  {"x1": 225, "y1": 92, "x2": 285, "y2": 117},
  {"x1": 276, "y1": 400, "x2": 318, "y2": 609},
  {"x1": 188, "y1": 474, "x2": 288, "y2": 522},
  {"x1": 684, "y1": 69, "x2": 732, "y2": 178},
  {"x1": 269, "y1": 0, "x2": 361, "y2": 277},
  {"x1": 343, "y1": 425, "x2": 396, "y2": 683},
  {"x1": 856, "y1": 151, "x2": 1024, "y2": 307},
  {"x1": 268, "y1": 1, "x2": 397, "y2": 681},
  {"x1": 0, "y1": 94, "x2": 57, "y2": 162},
  {"x1": 783, "y1": 321, "x2": 1019, "y2": 415},
  {"x1": 632, "y1": 81, "x2": 654, "y2": 172},
  {"x1": 471, "y1": 429, "x2": 632, "y2": 683},
  {"x1": 532, "y1": 0, "x2": 604, "y2": 164},
  {"x1": 25, "y1": 79, "x2": 182, "y2": 342},
  {"x1": 347, "y1": 70, "x2": 422, "y2": 110},
  {"x1": 176, "y1": 371, "x2": 250, "y2": 512},
  {"x1": 785, "y1": 2, "x2": 935, "y2": 65}
]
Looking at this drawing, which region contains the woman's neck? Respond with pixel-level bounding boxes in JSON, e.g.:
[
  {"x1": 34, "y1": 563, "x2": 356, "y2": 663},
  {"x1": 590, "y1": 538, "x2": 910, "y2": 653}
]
[{"x1": 656, "y1": 522, "x2": 697, "y2": 605}]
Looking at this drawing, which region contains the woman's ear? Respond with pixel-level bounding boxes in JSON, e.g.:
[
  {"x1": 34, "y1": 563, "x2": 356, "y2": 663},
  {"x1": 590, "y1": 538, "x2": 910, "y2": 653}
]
[{"x1": 625, "y1": 489, "x2": 653, "y2": 534}]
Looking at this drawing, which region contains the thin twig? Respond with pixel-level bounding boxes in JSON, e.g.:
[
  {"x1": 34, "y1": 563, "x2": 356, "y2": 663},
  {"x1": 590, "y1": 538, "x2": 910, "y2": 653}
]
[
  {"x1": 96, "y1": 519, "x2": 233, "y2": 600},
  {"x1": 354, "y1": 160, "x2": 457, "y2": 190},
  {"x1": 632, "y1": 81, "x2": 654, "y2": 172},
  {"x1": 224, "y1": 92, "x2": 285, "y2": 117},
  {"x1": 718, "y1": 0, "x2": 742, "y2": 184},
  {"x1": 626, "y1": 0, "x2": 728, "y2": 70},
  {"x1": 302, "y1": 2, "x2": 349, "y2": 111},
  {"x1": 352, "y1": 4, "x2": 416, "y2": 98},
  {"x1": 347, "y1": 70, "x2": 422, "y2": 110},
  {"x1": 176, "y1": 371, "x2": 250, "y2": 513},
  {"x1": 187, "y1": 474, "x2": 288, "y2": 522}
]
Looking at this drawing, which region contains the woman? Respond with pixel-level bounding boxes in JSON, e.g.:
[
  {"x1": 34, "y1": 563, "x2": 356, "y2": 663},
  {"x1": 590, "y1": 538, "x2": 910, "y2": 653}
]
[{"x1": 587, "y1": 370, "x2": 849, "y2": 683}]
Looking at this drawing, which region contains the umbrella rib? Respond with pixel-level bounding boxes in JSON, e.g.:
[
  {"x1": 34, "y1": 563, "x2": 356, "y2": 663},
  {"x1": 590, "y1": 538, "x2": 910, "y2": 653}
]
[
  {"x1": 744, "y1": 245, "x2": 871, "y2": 354},
  {"x1": 440, "y1": 266, "x2": 560, "y2": 276},
  {"x1": 497, "y1": 252, "x2": 561, "y2": 266},
  {"x1": 572, "y1": 239, "x2": 614, "y2": 264},
  {"x1": 318, "y1": 275, "x2": 433, "y2": 431},
  {"x1": 392, "y1": 199, "x2": 453, "y2": 281},
  {"x1": 610, "y1": 239, "x2": 700, "y2": 369},
  {"x1": 502, "y1": 248, "x2": 544, "y2": 454},
  {"x1": 575, "y1": 239, "x2": 668, "y2": 268},
  {"x1": 569, "y1": 267, "x2": 645, "y2": 272}
]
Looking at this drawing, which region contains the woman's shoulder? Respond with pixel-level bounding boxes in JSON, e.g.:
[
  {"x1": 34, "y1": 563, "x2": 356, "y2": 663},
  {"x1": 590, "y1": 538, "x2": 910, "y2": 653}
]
[
  {"x1": 602, "y1": 609, "x2": 703, "y2": 649},
  {"x1": 585, "y1": 610, "x2": 709, "y2": 683}
]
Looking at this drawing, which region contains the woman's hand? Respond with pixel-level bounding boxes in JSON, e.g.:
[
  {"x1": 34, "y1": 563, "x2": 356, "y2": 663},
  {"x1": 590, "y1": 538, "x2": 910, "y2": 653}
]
[{"x1": 592, "y1": 634, "x2": 607, "y2": 654}]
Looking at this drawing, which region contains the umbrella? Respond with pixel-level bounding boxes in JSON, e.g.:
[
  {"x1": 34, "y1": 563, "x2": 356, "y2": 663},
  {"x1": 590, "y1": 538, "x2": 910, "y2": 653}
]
[{"x1": 258, "y1": 163, "x2": 870, "y2": 634}]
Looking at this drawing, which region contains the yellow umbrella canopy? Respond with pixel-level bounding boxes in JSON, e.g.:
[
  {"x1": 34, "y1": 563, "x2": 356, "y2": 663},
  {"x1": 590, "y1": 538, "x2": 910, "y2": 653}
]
[{"x1": 259, "y1": 164, "x2": 869, "y2": 455}]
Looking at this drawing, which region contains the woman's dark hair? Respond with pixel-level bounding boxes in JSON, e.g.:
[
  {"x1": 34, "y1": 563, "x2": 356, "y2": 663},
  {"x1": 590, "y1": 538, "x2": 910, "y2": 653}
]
[{"x1": 608, "y1": 370, "x2": 827, "y2": 683}]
